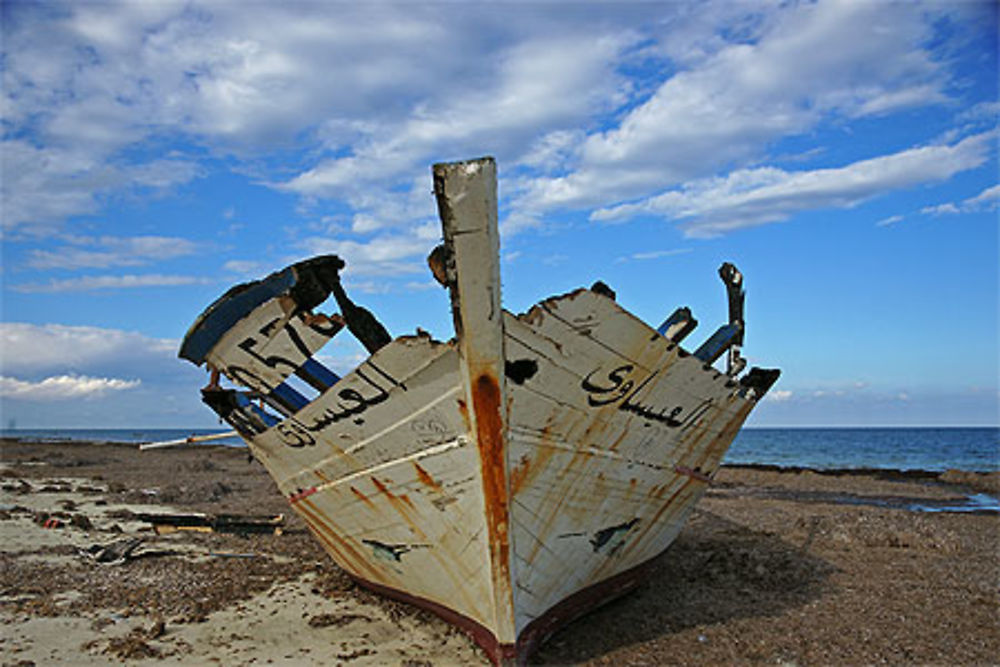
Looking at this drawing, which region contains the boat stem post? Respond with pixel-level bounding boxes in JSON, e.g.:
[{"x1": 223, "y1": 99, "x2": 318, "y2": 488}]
[
  {"x1": 433, "y1": 157, "x2": 517, "y2": 652},
  {"x1": 719, "y1": 262, "x2": 746, "y2": 376}
]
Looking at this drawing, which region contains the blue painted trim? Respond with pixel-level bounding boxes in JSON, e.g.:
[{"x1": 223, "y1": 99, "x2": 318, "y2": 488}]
[
  {"x1": 297, "y1": 358, "x2": 341, "y2": 390},
  {"x1": 269, "y1": 382, "x2": 309, "y2": 413},
  {"x1": 657, "y1": 308, "x2": 689, "y2": 336},
  {"x1": 179, "y1": 267, "x2": 297, "y2": 364},
  {"x1": 693, "y1": 323, "x2": 740, "y2": 363}
]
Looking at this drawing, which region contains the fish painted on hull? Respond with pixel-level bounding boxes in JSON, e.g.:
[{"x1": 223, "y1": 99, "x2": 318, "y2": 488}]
[{"x1": 179, "y1": 156, "x2": 780, "y2": 665}]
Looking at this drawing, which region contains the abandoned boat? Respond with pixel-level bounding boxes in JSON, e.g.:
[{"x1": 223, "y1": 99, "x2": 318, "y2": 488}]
[{"x1": 179, "y1": 157, "x2": 779, "y2": 665}]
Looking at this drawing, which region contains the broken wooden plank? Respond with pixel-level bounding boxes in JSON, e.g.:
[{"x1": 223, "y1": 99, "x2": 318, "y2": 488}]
[{"x1": 135, "y1": 512, "x2": 285, "y2": 536}]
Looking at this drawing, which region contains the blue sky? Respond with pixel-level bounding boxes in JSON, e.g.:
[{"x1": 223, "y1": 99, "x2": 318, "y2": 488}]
[{"x1": 1, "y1": 0, "x2": 997, "y2": 428}]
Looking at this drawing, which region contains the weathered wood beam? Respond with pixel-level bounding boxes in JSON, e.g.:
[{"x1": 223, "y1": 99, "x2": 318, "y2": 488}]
[{"x1": 432, "y1": 157, "x2": 516, "y2": 649}]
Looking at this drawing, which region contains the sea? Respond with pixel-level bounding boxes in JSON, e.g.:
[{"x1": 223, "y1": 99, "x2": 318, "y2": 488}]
[
  {"x1": 726, "y1": 427, "x2": 999, "y2": 473},
  {"x1": 1, "y1": 426, "x2": 996, "y2": 473}
]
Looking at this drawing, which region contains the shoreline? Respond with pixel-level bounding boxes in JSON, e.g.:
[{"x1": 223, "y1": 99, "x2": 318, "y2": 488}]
[
  {"x1": 2, "y1": 438, "x2": 998, "y2": 664},
  {"x1": 724, "y1": 463, "x2": 1000, "y2": 496},
  {"x1": 4, "y1": 435, "x2": 998, "y2": 475}
]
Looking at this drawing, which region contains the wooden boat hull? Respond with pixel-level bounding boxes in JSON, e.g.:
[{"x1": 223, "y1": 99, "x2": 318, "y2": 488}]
[{"x1": 179, "y1": 157, "x2": 779, "y2": 664}]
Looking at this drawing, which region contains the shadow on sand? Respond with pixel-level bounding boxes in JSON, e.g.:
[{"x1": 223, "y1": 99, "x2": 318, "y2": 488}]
[{"x1": 531, "y1": 509, "x2": 835, "y2": 665}]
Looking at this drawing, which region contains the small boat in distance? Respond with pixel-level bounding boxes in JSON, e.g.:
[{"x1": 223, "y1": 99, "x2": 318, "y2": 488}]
[{"x1": 179, "y1": 157, "x2": 779, "y2": 665}]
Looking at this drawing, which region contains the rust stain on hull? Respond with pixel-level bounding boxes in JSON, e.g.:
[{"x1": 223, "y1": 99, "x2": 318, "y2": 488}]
[
  {"x1": 371, "y1": 476, "x2": 419, "y2": 521},
  {"x1": 472, "y1": 371, "x2": 514, "y2": 637},
  {"x1": 350, "y1": 485, "x2": 376, "y2": 509},
  {"x1": 413, "y1": 461, "x2": 444, "y2": 493},
  {"x1": 474, "y1": 374, "x2": 510, "y2": 532},
  {"x1": 509, "y1": 454, "x2": 531, "y2": 497}
]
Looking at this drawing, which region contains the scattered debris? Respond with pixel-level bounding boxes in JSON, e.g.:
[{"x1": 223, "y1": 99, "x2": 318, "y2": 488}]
[
  {"x1": 146, "y1": 618, "x2": 167, "y2": 640},
  {"x1": 102, "y1": 628, "x2": 162, "y2": 660},
  {"x1": 2, "y1": 479, "x2": 32, "y2": 494},
  {"x1": 308, "y1": 612, "x2": 371, "y2": 628},
  {"x1": 336, "y1": 647, "x2": 375, "y2": 660},
  {"x1": 79, "y1": 537, "x2": 145, "y2": 564},
  {"x1": 135, "y1": 512, "x2": 284, "y2": 535},
  {"x1": 208, "y1": 551, "x2": 258, "y2": 559},
  {"x1": 138, "y1": 430, "x2": 238, "y2": 451}
]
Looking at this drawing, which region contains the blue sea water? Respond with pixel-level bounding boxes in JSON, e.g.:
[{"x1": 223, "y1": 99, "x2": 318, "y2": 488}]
[
  {"x1": 727, "y1": 427, "x2": 999, "y2": 472},
  {"x1": 2, "y1": 426, "x2": 997, "y2": 472}
]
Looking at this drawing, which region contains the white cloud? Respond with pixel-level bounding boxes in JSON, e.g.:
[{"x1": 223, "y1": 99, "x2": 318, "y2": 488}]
[
  {"x1": 0, "y1": 323, "x2": 176, "y2": 376},
  {"x1": 957, "y1": 100, "x2": 1000, "y2": 124},
  {"x1": 222, "y1": 259, "x2": 265, "y2": 276},
  {"x1": 503, "y1": 251, "x2": 523, "y2": 263},
  {"x1": 278, "y1": 30, "x2": 634, "y2": 236},
  {"x1": 0, "y1": 0, "x2": 989, "y2": 246},
  {"x1": 616, "y1": 248, "x2": 692, "y2": 263},
  {"x1": 1, "y1": 2, "x2": 648, "y2": 239},
  {"x1": 26, "y1": 235, "x2": 201, "y2": 270},
  {"x1": 517, "y1": 0, "x2": 951, "y2": 213},
  {"x1": 963, "y1": 184, "x2": 1000, "y2": 210},
  {"x1": 519, "y1": 130, "x2": 587, "y2": 173},
  {"x1": 298, "y1": 233, "x2": 433, "y2": 276},
  {"x1": 403, "y1": 280, "x2": 439, "y2": 292},
  {"x1": 0, "y1": 141, "x2": 201, "y2": 237},
  {"x1": 854, "y1": 85, "x2": 946, "y2": 117},
  {"x1": 0, "y1": 375, "x2": 140, "y2": 401},
  {"x1": 592, "y1": 131, "x2": 992, "y2": 237},
  {"x1": 921, "y1": 202, "x2": 961, "y2": 216},
  {"x1": 876, "y1": 215, "x2": 904, "y2": 227},
  {"x1": 12, "y1": 274, "x2": 210, "y2": 293},
  {"x1": 769, "y1": 383, "x2": 938, "y2": 406},
  {"x1": 921, "y1": 182, "x2": 1000, "y2": 217}
]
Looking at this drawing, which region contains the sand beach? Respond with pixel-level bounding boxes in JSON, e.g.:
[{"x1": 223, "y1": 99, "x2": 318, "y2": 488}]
[{"x1": 1, "y1": 437, "x2": 997, "y2": 665}]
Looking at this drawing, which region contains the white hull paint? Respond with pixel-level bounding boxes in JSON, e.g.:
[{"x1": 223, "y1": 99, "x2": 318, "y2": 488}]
[{"x1": 180, "y1": 157, "x2": 779, "y2": 664}]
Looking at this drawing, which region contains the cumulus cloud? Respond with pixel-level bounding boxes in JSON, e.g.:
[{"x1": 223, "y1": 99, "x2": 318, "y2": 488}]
[
  {"x1": 0, "y1": 375, "x2": 140, "y2": 401},
  {"x1": 1, "y1": 141, "x2": 201, "y2": 237},
  {"x1": 0, "y1": 323, "x2": 177, "y2": 376},
  {"x1": 0, "y1": 0, "x2": 991, "y2": 250},
  {"x1": 0, "y1": 323, "x2": 212, "y2": 425},
  {"x1": 278, "y1": 29, "x2": 635, "y2": 239},
  {"x1": 591, "y1": 131, "x2": 992, "y2": 237},
  {"x1": 12, "y1": 274, "x2": 211, "y2": 293},
  {"x1": 297, "y1": 233, "x2": 434, "y2": 277},
  {"x1": 1, "y1": 2, "x2": 644, "y2": 239},
  {"x1": 26, "y1": 235, "x2": 201, "y2": 270},
  {"x1": 516, "y1": 0, "x2": 953, "y2": 214},
  {"x1": 285, "y1": 32, "x2": 630, "y2": 195}
]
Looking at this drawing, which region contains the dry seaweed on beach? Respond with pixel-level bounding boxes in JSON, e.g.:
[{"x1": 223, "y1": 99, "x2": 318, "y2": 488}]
[{"x1": 1, "y1": 437, "x2": 997, "y2": 665}]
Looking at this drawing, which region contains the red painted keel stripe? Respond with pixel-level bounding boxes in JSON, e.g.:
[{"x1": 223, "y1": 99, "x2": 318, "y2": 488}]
[
  {"x1": 345, "y1": 542, "x2": 678, "y2": 666},
  {"x1": 674, "y1": 464, "x2": 712, "y2": 483},
  {"x1": 288, "y1": 486, "x2": 318, "y2": 503}
]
